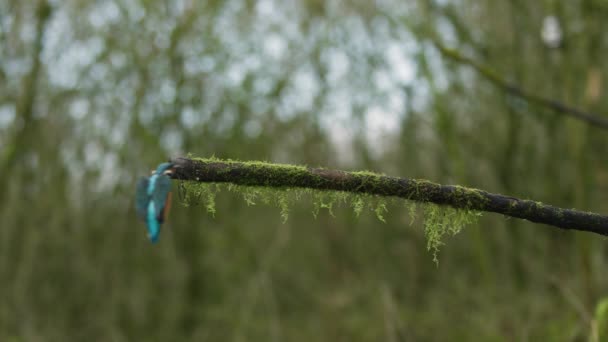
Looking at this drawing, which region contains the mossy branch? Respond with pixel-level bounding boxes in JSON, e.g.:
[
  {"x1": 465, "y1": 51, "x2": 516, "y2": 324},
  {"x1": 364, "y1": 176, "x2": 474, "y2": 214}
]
[
  {"x1": 432, "y1": 40, "x2": 608, "y2": 130},
  {"x1": 170, "y1": 157, "x2": 608, "y2": 237}
]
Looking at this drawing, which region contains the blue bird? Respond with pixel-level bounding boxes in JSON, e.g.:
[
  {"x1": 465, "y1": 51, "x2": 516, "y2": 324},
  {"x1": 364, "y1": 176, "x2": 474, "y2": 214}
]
[{"x1": 135, "y1": 162, "x2": 175, "y2": 243}]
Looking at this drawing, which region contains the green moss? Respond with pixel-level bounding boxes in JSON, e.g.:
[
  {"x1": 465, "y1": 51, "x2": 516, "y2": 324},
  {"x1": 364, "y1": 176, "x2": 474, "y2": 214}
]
[
  {"x1": 424, "y1": 204, "x2": 482, "y2": 264},
  {"x1": 180, "y1": 181, "x2": 219, "y2": 216},
  {"x1": 374, "y1": 198, "x2": 388, "y2": 223},
  {"x1": 190, "y1": 156, "x2": 318, "y2": 188},
  {"x1": 178, "y1": 157, "x2": 484, "y2": 262},
  {"x1": 277, "y1": 191, "x2": 290, "y2": 223},
  {"x1": 351, "y1": 194, "x2": 365, "y2": 217},
  {"x1": 406, "y1": 201, "x2": 417, "y2": 224},
  {"x1": 448, "y1": 185, "x2": 489, "y2": 209}
]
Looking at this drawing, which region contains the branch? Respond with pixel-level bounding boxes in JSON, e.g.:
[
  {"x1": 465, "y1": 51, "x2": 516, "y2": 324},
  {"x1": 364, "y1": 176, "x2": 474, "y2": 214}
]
[
  {"x1": 0, "y1": 0, "x2": 51, "y2": 205},
  {"x1": 170, "y1": 157, "x2": 608, "y2": 236},
  {"x1": 1, "y1": 0, "x2": 52, "y2": 168},
  {"x1": 432, "y1": 41, "x2": 608, "y2": 130}
]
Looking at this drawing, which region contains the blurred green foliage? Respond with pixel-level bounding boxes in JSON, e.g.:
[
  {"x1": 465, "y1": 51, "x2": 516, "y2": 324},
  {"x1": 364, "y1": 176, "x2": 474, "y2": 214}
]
[{"x1": 2, "y1": 0, "x2": 608, "y2": 340}]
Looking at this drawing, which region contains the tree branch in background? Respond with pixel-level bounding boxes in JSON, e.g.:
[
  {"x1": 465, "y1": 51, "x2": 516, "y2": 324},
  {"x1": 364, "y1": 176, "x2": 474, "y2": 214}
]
[
  {"x1": 1, "y1": 1, "x2": 51, "y2": 166},
  {"x1": 171, "y1": 157, "x2": 608, "y2": 237},
  {"x1": 0, "y1": 0, "x2": 51, "y2": 205},
  {"x1": 432, "y1": 40, "x2": 608, "y2": 130}
]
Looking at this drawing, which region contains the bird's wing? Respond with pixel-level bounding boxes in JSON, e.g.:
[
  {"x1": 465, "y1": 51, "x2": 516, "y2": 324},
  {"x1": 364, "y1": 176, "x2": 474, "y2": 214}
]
[
  {"x1": 161, "y1": 192, "x2": 172, "y2": 224},
  {"x1": 135, "y1": 177, "x2": 150, "y2": 220},
  {"x1": 152, "y1": 175, "x2": 172, "y2": 223}
]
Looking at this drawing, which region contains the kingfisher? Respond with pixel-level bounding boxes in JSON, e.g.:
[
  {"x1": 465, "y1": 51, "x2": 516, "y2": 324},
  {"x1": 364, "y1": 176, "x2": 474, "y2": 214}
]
[{"x1": 135, "y1": 162, "x2": 175, "y2": 243}]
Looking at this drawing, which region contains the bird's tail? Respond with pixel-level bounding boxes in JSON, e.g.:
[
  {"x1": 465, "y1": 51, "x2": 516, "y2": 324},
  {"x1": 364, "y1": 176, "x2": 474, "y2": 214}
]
[{"x1": 147, "y1": 202, "x2": 161, "y2": 243}]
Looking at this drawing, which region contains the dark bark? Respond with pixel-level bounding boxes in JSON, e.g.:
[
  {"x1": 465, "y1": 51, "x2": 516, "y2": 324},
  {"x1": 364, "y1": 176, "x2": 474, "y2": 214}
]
[{"x1": 170, "y1": 157, "x2": 608, "y2": 236}]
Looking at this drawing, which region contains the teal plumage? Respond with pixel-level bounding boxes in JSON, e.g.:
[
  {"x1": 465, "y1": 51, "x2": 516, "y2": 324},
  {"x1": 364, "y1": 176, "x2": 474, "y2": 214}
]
[{"x1": 135, "y1": 162, "x2": 174, "y2": 243}]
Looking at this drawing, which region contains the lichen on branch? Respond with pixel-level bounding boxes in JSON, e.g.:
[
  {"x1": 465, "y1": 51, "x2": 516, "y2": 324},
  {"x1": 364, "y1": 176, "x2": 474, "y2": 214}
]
[{"x1": 170, "y1": 157, "x2": 608, "y2": 239}]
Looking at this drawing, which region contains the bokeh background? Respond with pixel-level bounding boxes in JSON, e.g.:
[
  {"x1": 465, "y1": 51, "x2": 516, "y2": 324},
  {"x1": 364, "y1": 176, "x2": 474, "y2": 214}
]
[{"x1": 3, "y1": 0, "x2": 608, "y2": 340}]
